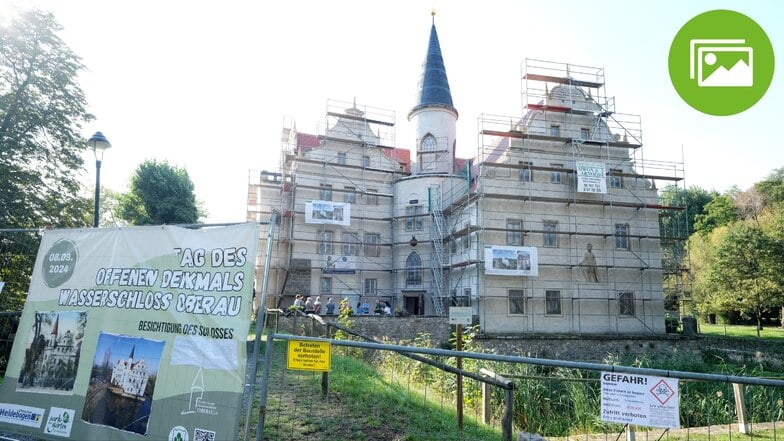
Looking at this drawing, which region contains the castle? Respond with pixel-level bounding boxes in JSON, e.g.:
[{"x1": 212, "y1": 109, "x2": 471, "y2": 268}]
[{"x1": 247, "y1": 14, "x2": 685, "y2": 335}]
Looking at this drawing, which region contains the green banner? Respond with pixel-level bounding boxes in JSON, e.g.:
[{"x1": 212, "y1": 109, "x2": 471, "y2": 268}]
[{"x1": 0, "y1": 224, "x2": 260, "y2": 440}]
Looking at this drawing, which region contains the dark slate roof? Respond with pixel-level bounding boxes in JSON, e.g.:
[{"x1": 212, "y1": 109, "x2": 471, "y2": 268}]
[{"x1": 410, "y1": 22, "x2": 456, "y2": 116}]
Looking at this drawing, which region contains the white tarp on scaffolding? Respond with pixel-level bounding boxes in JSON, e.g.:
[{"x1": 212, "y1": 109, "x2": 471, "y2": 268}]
[
  {"x1": 576, "y1": 161, "x2": 607, "y2": 194},
  {"x1": 305, "y1": 200, "x2": 351, "y2": 226},
  {"x1": 484, "y1": 246, "x2": 538, "y2": 276}
]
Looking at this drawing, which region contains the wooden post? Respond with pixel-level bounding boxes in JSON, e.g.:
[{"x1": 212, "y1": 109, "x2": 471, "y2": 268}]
[
  {"x1": 480, "y1": 368, "x2": 514, "y2": 441},
  {"x1": 502, "y1": 387, "x2": 513, "y2": 441},
  {"x1": 456, "y1": 324, "x2": 464, "y2": 430},
  {"x1": 733, "y1": 383, "x2": 750, "y2": 434}
]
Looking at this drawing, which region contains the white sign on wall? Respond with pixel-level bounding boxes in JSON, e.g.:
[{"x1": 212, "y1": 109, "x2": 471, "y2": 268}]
[
  {"x1": 484, "y1": 246, "x2": 538, "y2": 276},
  {"x1": 576, "y1": 161, "x2": 607, "y2": 194},
  {"x1": 600, "y1": 372, "x2": 680, "y2": 429},
  {"x1": 305, "y1": 200, "x2": 351, "y2": 226}
]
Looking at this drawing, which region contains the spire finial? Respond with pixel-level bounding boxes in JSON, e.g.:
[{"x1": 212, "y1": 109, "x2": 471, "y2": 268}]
[{"x1": 431, "y1": 8, "x2": 436, "y2": 24}]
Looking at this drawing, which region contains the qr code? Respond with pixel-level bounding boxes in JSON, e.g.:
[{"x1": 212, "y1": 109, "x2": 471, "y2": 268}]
[{"x1": 194, "y1": 428, "x2": 216, "y2": 441}]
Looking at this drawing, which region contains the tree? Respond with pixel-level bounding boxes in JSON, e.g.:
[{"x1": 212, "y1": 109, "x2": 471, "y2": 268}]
[
  {"x1": 693, "y1": 194, "x2": 738, "y2": 235},
  {"x1": 1, "y1": 10, "x2": 93, "y2": 309},
  {"x1": 658, "y1": 185, "x2": 716, "y2": 311},
  {"x1": 755, "y1": 167, "x2": 784, "y2": 206},
  {"x1": 705, "y1": 222, "x2": 784, "y2": 336},
  {"x1": 1, "y1": 9, "x2": 93, "y2": 228},
  {"x1": 116, "y1": 160, "x2": 202, "y2": 225}
]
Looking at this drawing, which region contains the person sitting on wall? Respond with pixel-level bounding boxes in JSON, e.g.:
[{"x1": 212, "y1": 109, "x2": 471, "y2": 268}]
[
  {"x1": 304, "y1": 297, "x2": 315, "y2": 313},
  {"x1": 325, "y1": 298, "x2": 335, "y2": 315},
  {"x1": 374, "y1": 300, "x2": 384, "y2": 315}
]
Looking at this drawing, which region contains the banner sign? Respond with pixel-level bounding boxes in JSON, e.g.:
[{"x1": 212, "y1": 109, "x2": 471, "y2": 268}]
[
  {"x1": 305, "y1": 200, "x2": 351, "y2": 226},
  {"x1": 0, "y1": 224, "x2": 260, "y2": 440},
  {"x1": 484, "y1": 246, "x2": 538, "y2": 276},
  {"x1": 600, "y1": 372, "x2": 680, "y2": 429},
  {"x1": 576, "y1": 161, "x2": 607, "y2": 194},
  {"x1": 322, "y1": 255, "x2": 355, "y2": 274}
]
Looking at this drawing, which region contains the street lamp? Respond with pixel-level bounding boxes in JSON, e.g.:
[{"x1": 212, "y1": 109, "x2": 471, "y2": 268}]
[{"x1": 88, "y1": 131, "x2": 111, "y2": 227}]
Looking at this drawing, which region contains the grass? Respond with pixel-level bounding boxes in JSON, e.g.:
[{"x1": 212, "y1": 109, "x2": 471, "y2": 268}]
[
  {"x1": 698, "y1": 323, "x2": 784, "y2": 340},
  {"x1": 243, "y1": 340, "x2": 502, "y2": 441}
]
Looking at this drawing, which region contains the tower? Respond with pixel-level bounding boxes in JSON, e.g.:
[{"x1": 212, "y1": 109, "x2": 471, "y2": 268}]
[{"x1": 408, "y1": 12, "x2": 458, "y2": 175}]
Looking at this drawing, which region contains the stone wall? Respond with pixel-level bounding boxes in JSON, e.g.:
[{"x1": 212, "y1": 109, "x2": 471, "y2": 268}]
[{"x1": 265, "y1": 314, "x2": 784, "y2": 367}]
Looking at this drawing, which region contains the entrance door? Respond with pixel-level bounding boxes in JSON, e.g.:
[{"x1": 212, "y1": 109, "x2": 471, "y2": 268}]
[{"x1": 404, "y1": 295, "x2": 421, "y2": 315}]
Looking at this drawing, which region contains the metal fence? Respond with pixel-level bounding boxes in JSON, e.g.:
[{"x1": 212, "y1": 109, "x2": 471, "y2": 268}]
[{"x1": 245, "y1": 313, "x2": 784, "y2": 441}]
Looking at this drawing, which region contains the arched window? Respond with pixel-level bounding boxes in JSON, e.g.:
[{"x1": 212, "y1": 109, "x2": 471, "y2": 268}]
[
  {"x1": 420, "y1": 134, "x2": 437, "y2": 170},
  {"x1": 405, "y1": 252, "x2": 422, "y2": 288}
]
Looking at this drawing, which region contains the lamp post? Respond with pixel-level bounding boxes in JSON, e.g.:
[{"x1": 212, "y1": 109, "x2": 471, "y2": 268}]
[{"x1": 88, "y1": 131, "x2": 111, "y2": 227}]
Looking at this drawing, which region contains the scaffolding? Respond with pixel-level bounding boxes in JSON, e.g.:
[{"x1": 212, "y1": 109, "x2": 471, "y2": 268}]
[
  {"x1": 249, "y1": 99, "x2": 407, "y2": 311},
  {"x1": 441, "y1": 58, "x2": 686, "y2": 334},
  {"x1": 246, "y1": 60, "x2": 690, "y2": 335}
]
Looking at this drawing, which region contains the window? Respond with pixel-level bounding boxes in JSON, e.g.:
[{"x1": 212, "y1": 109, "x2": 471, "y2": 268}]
[
  {"x1": 546, "y1": 290, "x2": 562, "y2": 315},
  {"x1": 319, "y1": 184, "x2": 332, "y2": 201},
  {"x1": 421, "y1": 134, "x2": 438, "y2": 170},
  {"x1": 363, "y1": 155, "x2": 370, "y2": 168},
  {"x1": 320, "y1": 277, "x2": 332, "y2": 296},
  {"x1": 364, "y1": 278, "x2": 377, "y2": 295},
  {"x1": 550, "y1": 163, "x2": 563, "y2": 184},
  {"x1": 615, "y1": 224, "x2": 630, "y2": 250},
  {"x1": 580, "y1": 128, "x2": 590, "y2": 140},
  {"x1": 318, "y1": 231, "x2": 333, "y2": 255},
  {"x1": 550, "y1": 125, "x2": 560, "y2": 137},
  {"x1": 365, "y1": 188, "x2": 378, "y2": 205},
  {"x1": 543, "y1": 221, "x2": 558, "y2": 248},
  {"x1": 462, "y1": 235, "x2": 471, "y2": 250},
  {"x1": 609, "y1": 169, "x2": 623, "y2": 188},
  {"x1": 364, "y1": 232, "x2": 380, "y2": 257},
  {"x1": 506, "y1": 219, "x2": 523, "y2": 245},
  {"x1": 509, "y1": 289, "x2": 525, "y2": 315},
  {"x1": 619, "y1": 292, "x2": 635, "y2": 316},
  {"x1": 344, "y1": 186, "x2": 356, "y2": 203},
  {"x1": 337, "y1": 152, "x2": 346, "y2": 165},
  {"x1": 342, "y1": 232, "x2": 359, "y2": 256},
  {"x1": 406, "y1": 205, "x2": 423, "y2": 231},
  {"x1": 405, "y1": 252, "x2": 422, "y2": 288},
  {"x1": 519, "y1": 161, "x2": 532, "y2": 182}
]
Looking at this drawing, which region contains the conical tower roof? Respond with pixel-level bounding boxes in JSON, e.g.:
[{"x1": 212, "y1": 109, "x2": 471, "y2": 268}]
[{"x1": 409, "y1": 14, "x2": 457, "y2": 118}]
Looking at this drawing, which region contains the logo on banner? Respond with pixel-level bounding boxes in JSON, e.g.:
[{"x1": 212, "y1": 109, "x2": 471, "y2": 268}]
[
  {"x1": 168, "y1": 425, "x2": 189, "y2": 441},
  {"x1": 0, "y1": 403, "x2": 45, "y2": 428},
  {"x1": 44, "y1": 407, "x2": 75, "y2": 437}
]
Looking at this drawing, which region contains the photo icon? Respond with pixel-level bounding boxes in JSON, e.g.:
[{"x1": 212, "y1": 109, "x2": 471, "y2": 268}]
[
  {"x1": 689, "y1": 39, "x2": 753, "y2": 87},
  {"x1": 669, "y1": 10, "x2": 774, "y2": 116}
]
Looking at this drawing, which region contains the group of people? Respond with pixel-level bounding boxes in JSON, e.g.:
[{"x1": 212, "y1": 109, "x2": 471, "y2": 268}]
[
  {"x1": 288, "y1": 294, "x2": 393, "y2": 316},
  {"x1": 289, "y1": 294, "x2": 336, "y2": 315}
]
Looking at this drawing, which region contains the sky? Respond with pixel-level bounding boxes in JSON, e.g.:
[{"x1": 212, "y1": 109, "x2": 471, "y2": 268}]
[{"x1": 3, "y1": 0, "x2": 783, "y2": 223}]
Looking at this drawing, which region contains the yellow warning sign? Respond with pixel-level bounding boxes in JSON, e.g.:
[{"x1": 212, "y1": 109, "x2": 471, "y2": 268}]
[{"x1": 287, "y1": 340, "x2": 331, "y2": 372}]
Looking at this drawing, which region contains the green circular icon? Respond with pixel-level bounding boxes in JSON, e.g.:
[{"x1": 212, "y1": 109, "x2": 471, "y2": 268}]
[
  {"x1": 668, "y1": 9, "x2": 774, "y2": 116},
  {"x1": 41, "y1": 239, "x2": 78, "y2": 288}
]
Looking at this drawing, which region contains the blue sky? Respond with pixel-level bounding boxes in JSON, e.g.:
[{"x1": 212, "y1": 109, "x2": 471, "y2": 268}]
[{"x1": 4, "y1": 0, "x2": 782, "y2": 223}]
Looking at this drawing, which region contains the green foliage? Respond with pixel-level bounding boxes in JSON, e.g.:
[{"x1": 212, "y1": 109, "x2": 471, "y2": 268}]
[
  {"x1": 0, "y1": 10, "x2": 93, "y2": 308},
  {"x1": 116, "y1": 160, "x2": 201, "y2": 225},
  {"x1": 705, "y1": 222, "x2": 784, "y2": 334},
  {"x1": 0, "y1": 9, "x2": 94, "y2": 230},
  {"x1": 755, "y1": 167, "x2": 784, "y2": 206},
  {"x1": 693, "y1": 194, "x2": 739, "y2": 235}
]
